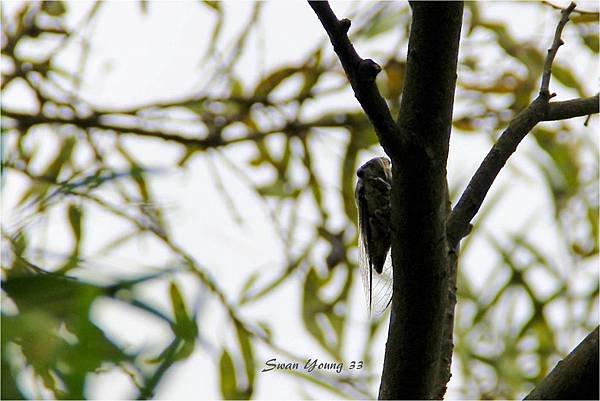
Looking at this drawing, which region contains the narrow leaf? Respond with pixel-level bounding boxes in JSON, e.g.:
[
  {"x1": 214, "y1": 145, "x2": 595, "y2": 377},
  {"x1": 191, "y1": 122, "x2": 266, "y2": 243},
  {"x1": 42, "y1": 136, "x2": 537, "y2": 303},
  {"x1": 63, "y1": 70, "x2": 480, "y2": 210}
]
[{"x1": 219, "y1": 349, "x2": 239, "y2": 400}]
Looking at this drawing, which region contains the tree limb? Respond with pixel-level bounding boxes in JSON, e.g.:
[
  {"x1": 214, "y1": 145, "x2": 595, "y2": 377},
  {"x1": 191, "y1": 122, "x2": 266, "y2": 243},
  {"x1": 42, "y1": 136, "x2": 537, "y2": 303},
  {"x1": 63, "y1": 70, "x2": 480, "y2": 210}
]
[
  {"x1": 446, "y1": 2, "x2": 599, "y2": 247},
  {"x1": 544, "y1": 95, "x2": 599, "y2": 121},
  {"x1": 524, "y1": 326, "x2": 599, "y2": 400},
  {"x1": 0, "y1": 108, "x2": 326, "y2": 150},
  {"x1": 379, "y1": 3, "x2": 463, "y2": 399},
  {"x1": 540, "y1": 3, "x2": 576, "y2": 98},
  {"x1": 307, "y1": 1, "x2": 402, "y2": 158}
]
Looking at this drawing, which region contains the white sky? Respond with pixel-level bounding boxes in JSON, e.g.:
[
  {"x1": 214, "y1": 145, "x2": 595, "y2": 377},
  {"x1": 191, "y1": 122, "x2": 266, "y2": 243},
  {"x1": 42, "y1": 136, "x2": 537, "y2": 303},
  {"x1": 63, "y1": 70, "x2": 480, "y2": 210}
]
[{"x1": 1, "y1": 1, "x2": 598, "y2": 399}]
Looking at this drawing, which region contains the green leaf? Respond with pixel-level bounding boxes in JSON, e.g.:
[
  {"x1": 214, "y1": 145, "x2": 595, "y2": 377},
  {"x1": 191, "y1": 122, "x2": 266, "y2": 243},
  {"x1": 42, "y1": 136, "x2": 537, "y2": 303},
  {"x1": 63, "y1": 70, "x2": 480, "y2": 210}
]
[
  {"x1": 254, "y1": 67, "x2": 301, "y2": 99},
  {"x1": 533, "y1": 127, "x2": 580, "y2": 204},
  {"x1": 552, "y1": 63, "x2": 585, "y2": 95},
  {"x1": 362, "y1": 7, "x2": 405, "y2": 39},
  {"x1": 42, "y1": 136, "x2": 76, "y2": 179},
  {"x1": 240, "y1": 245, "x2": 312, "y2": 305},
  {"x1": 116, "y1": 143, "x2": 150, "y2": 202},
  {"x1": 571, "y1": 13, "x2": 600, "y2": 23},
  {"x1": 480, "y1": 22, "x2": 520, "y2": 58},
  {"x1": 56, "y1": 203, "x2": 84, "y2": 273},
  {"x1": 139, "y1": 0, "x2": 148, "y2": 14},
  {"x1": 230, "y1": 77, "x2": 244, "y2": 97},
  {"x1": 67, "y1": 204, "x2": 82, "y2": 243},
  {"x1": 249, "y1": 139, "x2": 275, "y2": 167},
  {"x1": 466, "y1": 2, "x2": 481, "y2": 35},
  {"x1": 17, "y1": 136, "x2": 76, "y2": 208},
  {"x1": 219, "y1": 349, "x2": 239, "y2": 400},
  {"x1": 13, "y1": 232, "x2": 27, "y2": 256},
  {"x1": 1, "y1": 353, "x2": 25, "y2": 400},
  {"x1": 202, "y1": 0, "x2": 221, "y2": 11},
  {"x1": 234, "y1": 321, "x2": 255, "y2": 398},
  {"x1": 174, "y1": 340, "x2": 196, "y2": 361},
  {"x1": 302, "y1": 268, "x2": 338, "y2": 356},
  {"x1": 238, "y1": 271, "x2": 260, "y2": 303},
  {"x1": 203, "y1": 0, "x2": 223, "y2": 60},
  {"x1": 169, "y1": 281, "x2": 198, "y2": 344},
  {"x1": 298, "y1": 68, "x2": 322, "y2": 98},
  {"x1": 42, "y1": 1, "x2": 66, "y2": 16},
  {"x1": 256, "y1": 180, "x2": 300, "y2": 198},
  {"x1": 453, "y1": 116, "x2": 477, "y2": 132},
  {"x1": 2, "y1": 275, "x2": 129, "y2": 398},
  {"x1": 383, "y1": 59, "x2": 405, "y2": 100},
  {"x1": 582, "y1": 34, "x2": 599, "y2": 53}
]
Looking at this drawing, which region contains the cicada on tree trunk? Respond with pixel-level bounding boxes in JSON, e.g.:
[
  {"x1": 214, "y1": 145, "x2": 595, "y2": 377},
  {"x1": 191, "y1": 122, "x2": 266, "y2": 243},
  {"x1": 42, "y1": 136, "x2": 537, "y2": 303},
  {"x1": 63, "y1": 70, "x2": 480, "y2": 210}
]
[{"x1": 355, "y1": 157, "x2": 393, "y2": 317}]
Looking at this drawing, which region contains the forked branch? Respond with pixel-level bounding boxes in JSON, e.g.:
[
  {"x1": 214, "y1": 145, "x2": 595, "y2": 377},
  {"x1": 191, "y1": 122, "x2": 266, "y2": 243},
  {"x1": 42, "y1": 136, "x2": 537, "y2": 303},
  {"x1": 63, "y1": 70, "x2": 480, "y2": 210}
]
[{"x1": 446, "y1": 2, "x2": 598, "y2": 247}]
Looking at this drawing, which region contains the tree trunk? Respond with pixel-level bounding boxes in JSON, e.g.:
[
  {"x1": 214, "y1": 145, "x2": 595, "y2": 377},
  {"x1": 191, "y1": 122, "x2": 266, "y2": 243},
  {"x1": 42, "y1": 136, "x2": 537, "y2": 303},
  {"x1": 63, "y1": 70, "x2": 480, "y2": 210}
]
[{"x1": 379, "y1": 3, "x2": 463, "y2": 399}]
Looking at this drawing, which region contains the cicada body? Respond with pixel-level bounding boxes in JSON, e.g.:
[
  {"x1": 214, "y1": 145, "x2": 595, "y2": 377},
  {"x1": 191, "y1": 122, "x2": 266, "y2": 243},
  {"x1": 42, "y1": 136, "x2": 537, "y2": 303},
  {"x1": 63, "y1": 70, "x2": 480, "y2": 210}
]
[{"x1": 355, "y1": 157, "x2": 393, "y2": 317}]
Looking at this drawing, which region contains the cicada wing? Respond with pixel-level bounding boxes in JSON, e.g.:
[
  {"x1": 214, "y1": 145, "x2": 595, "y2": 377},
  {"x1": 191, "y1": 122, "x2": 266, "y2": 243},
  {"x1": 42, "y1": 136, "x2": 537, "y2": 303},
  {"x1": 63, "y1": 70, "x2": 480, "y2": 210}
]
[
  {"x1": 358, "y1": 225, "x2": 393, "y2": 319},
  {"x1": 370, "y1": 250, "x2": 393, "y2": 317},
  {"x1": 358, "y1": 228, "x2": 371, "y2": 313}
]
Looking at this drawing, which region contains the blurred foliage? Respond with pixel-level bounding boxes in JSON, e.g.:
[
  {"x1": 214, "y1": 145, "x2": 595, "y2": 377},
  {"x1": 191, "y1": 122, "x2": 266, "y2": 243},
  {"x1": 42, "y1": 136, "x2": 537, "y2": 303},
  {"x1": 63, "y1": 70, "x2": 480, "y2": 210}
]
[{"x1": 1, "y1": 1, "x2": 598, "y2": 399}]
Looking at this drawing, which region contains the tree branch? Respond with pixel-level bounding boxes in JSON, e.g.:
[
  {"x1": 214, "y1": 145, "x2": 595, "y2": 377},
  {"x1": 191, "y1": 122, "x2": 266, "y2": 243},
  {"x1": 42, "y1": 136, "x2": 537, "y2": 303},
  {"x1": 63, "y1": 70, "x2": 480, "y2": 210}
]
[
  {"x1": 446, "y1": 2, "x2": 597, "y2": 247},
  {"x1": 0, "y1": 108, "x2": 327, "y2": 150},
  {"x1": 524, "y1": 326, "x2": 599, "y2": 400},
  {"x1": 544, "y1": 95, "x2": 599, "y2": 121},
  {"x1": 540, "y1": 3, "x2": 576, "y2": 97},
  {"x1": 307, "y1": 1, "x2": 402, "y2": 157},
  {"x1": 379, "y1": 2, "x2": 463, "y2": 399}
]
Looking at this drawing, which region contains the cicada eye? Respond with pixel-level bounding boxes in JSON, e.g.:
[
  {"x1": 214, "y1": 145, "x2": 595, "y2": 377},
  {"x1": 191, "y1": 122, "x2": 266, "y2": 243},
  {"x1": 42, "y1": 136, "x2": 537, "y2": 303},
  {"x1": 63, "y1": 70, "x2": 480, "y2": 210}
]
[{"x1": 357, "y1": 167, "x2": 365, "y2": 178}]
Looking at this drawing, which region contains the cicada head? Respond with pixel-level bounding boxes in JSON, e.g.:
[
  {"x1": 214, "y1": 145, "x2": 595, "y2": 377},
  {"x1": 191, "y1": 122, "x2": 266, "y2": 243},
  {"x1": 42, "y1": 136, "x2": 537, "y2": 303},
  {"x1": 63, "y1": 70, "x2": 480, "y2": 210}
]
[{"x1": 356, "y1": 157, "x2": 391, "y2": 182}]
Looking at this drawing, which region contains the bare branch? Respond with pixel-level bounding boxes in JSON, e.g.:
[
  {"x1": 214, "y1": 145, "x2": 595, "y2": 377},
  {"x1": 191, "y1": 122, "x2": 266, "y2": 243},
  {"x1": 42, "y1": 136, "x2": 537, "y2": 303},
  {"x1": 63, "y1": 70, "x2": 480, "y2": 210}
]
[
  {"x1": 524, "y1": 326, "x2": 599, "y2": 400},
  {"x1": 539, "y1": 2, "x2": 576, "y2": 97},
  {"x1": 544, "y1": 95, "x2": 599, "y2": 121},
  {"x1": 307, "y1": 1, "x2": 401, "y2": 157},
  {"x1": 446, "y1": 3, "x2": 596, "y2": 247}
]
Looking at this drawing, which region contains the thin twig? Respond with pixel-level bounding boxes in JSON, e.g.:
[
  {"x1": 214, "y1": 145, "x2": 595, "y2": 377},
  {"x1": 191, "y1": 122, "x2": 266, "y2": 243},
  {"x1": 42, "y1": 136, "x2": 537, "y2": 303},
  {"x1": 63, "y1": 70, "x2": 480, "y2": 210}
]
[
  {"x1": 205, "y1": 150, "x2": 245, "y2": 226},
  {"x1": 0, "y1": 108, "x2": 320, "y2": 150},
  {"x1": 544, "y1": 95, "x2": 599, "y2": 121},
  {"x1": 540, "y1": 2, "x2": 576, "y2": 98},
  {"x1": 542, "y1": 1, "x2": 598, "y2": 15}
]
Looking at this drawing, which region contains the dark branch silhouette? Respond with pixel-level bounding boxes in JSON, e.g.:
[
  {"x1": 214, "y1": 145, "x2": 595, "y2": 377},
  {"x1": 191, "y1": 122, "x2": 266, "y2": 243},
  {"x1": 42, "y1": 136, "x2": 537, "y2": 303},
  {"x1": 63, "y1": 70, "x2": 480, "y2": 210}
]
[
  {"x1": 308, "y1": 1, "x2": 402, "y2": 158},
  {"x1": 540, "y1": 3, "x2": 577, "y2": 98},
  {"x1": 544, "y1": 95, "x2": 599, "y2": 121},
  {"x1": 311, "y1": 1, "x2": 463, "y2": 398},
  {"x1": 446, "y1": 2, "x2": 599, "y2": 247},
  {"x1": 524, "y1": 326, "x2": 599, "y2": 400}
]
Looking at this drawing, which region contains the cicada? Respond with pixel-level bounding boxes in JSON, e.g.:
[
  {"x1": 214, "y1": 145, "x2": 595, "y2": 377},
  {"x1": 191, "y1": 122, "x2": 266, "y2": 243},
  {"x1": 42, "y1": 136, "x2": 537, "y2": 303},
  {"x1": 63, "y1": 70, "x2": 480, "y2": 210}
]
[{"x1": 355, "y1": 157, "x2": 393, "y2": 317}]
